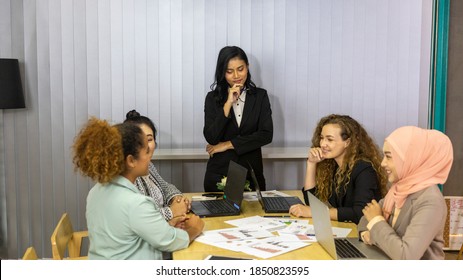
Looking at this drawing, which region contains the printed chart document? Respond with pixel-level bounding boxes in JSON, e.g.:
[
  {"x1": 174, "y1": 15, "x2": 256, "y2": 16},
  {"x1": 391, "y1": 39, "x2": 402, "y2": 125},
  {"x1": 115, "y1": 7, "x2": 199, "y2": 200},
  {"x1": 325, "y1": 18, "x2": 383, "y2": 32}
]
[
  {"x1": 194, "y1": 215, "x2": 352, "y2": 259},
  {"x1": 277, "y1": 223, "x2": 351, "y2": 242},
  {"x1": 226, "y1": 215, "x2": 293, "y2": 231},
  {"x1": 235, "y1": 236, "x2": 310, "y2": 259}
]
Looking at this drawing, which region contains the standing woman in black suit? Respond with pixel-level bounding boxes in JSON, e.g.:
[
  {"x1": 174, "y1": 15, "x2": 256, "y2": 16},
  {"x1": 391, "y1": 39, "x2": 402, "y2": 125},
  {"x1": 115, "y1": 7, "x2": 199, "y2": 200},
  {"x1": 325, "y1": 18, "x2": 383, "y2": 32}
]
[{"x1": 203, "y1": 46, "x2": 273, "y2": 192}]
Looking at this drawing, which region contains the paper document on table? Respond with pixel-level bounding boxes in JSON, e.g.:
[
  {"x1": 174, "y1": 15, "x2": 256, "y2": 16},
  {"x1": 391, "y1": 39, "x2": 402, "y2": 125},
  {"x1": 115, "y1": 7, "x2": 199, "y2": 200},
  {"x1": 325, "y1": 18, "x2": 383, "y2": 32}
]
[
  {"x1": 276, "y1": 223, "x2": 351, "y2": 242},
  {"x1": 275, "y1": 232, "x2": 317, "y2": 242},
  {"x1": 194, "y1": 215, "x2": 351, "y2": 259},
  {"x1": 195, "y1": 227, "x2": 276, "y2": 253},
  {"x1": 237, "y1": 236, "x2": 311, "y2": 259},
  {"x1": 331, "y1": 227, "x2": 352, "y2": 238},
  {"x1": 279, "y1": 223, "x2": 314, "y2": 235},
  {"x1": 277, "y1": 223, "x2": 317, "y2": 242},
  {"x1": 225, "y1": 215, "x2": 288, "y2": 231},
  {"x1": 196, "y1": 227, "x2": 275, "y2": 243},
  {"x1": 263, "y1": 216, "x2": 308, "y2": 226}
]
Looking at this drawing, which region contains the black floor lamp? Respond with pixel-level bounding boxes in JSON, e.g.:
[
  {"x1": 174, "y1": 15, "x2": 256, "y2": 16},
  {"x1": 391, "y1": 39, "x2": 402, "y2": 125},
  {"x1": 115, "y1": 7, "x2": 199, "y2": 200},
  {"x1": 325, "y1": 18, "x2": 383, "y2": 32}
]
[
  {"x1": 0, "y1": 58, "x2": 25, "y2": 109},
  {"x1": 0, "y1": 58, "x2": 25, "y2": 259}
]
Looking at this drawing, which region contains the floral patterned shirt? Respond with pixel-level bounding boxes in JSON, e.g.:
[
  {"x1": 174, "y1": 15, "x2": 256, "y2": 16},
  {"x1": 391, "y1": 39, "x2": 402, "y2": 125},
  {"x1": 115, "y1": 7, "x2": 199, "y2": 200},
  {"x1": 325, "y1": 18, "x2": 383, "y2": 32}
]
[{"x1": 134, "y1": 163, "x2": 182, "y2": 221}]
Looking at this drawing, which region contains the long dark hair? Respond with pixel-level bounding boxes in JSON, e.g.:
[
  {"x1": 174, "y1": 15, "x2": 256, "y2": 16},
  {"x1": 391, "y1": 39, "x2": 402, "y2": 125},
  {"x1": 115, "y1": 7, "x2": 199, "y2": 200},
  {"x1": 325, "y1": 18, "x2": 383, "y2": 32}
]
[
  {"x1": 210, "y1": 46, "x2": 256, "y2": 105},
  {"x1": 123, "y1": 110, "x2": 157, "y2": 140}
]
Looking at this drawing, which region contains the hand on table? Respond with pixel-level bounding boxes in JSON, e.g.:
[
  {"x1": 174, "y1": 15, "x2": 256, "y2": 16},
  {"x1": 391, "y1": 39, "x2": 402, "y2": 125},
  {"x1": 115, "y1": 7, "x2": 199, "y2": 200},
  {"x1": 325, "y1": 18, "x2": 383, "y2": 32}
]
[
  {"x1": 289, "y1": 204, "x2": 312, "y2": 218},
  {"x1": 184, "y1": 214, "x2": 205, "y2": 242}
]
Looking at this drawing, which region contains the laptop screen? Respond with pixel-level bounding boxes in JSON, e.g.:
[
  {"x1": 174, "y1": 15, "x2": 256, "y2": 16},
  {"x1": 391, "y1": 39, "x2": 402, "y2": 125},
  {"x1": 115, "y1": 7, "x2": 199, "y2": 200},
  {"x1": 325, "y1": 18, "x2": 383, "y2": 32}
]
[
  {"x1": 247, "y1": 163, "x2": 265, "y2": 207},
  {"x1": 223, "y1": 160, "x2": 248, "y2": 208},
  {"x1": 307, "y1": 191, "x2": 338, "y2": 259}
]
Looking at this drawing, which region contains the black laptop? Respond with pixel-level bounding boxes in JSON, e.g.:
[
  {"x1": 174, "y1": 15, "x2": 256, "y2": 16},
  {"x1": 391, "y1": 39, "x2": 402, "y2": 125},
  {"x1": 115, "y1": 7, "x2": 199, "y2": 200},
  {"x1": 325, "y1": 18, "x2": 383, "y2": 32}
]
[
  {"x1": 190, "y1": 160, "x2": 248, "y2": 217},
  {"x1": 248, "y1": 164, "x2": 304, "y2": 213}
]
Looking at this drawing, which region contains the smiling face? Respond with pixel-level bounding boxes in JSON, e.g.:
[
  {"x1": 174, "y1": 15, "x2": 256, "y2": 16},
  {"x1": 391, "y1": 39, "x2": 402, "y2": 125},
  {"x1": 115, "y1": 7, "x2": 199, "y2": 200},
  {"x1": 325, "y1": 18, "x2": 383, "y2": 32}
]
[
  {"x1": 319, "y1": 123, "x2": 350, "y2": 165},
  {"x1": 225, "y1": 57, "x2": 248, "y2": 88},
  {"x1": 139, "y1": 123, "x2": 156, "y2": 157},
  {"x1": 381, "y1": 141, "x2": 399, "y2": 184}
]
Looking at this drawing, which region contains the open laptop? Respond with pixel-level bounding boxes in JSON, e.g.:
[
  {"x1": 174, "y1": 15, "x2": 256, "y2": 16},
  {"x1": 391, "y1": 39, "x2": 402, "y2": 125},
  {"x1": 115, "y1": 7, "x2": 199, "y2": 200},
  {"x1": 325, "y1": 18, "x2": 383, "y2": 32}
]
[
  {"x1": 248, "y1": 164, "x2": 303, "y2": 213},
  {"x1": 307, "y1": 191, "x2": 390, "y2": 260},
  {"x1": 190, "y1": 160, "x2": 248, "y2": 217}
]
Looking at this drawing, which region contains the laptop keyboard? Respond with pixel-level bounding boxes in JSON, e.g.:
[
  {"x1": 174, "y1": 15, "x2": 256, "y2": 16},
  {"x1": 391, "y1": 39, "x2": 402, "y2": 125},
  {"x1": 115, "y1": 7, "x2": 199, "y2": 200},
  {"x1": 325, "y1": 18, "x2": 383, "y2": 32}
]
[
  {"x1": 263, "y1": 197, "x2": 290, "y2": 211},
  {"x1": 334, "y1": 238, "x2": 366, "y2": 259},
  {"x1": 201, "y1": 200, "x2": 237, "y2": 214}
]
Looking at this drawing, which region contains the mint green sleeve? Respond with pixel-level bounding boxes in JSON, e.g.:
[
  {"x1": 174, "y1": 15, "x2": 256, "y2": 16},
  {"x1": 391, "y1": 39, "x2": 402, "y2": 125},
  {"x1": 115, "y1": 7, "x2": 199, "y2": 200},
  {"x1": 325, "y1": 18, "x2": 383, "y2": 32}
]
[{"x1": 129, "y1": 197, "x2": 189, "y2": 252}]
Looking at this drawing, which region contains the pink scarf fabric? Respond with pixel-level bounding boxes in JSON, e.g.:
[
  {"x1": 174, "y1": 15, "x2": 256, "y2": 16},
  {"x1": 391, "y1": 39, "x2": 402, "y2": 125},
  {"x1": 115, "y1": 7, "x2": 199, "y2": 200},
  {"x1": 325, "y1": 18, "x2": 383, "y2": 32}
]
[{"x1": 382, "y1": 126, "x2": 453, "y2": 220}]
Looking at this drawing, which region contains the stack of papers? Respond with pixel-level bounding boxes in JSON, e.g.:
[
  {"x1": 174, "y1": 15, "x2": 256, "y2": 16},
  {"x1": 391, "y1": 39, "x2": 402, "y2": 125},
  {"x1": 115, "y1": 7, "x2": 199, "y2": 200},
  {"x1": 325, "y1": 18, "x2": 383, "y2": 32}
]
[{"x1": 194, "y1": 215, "x2": 351, "y2": 259}]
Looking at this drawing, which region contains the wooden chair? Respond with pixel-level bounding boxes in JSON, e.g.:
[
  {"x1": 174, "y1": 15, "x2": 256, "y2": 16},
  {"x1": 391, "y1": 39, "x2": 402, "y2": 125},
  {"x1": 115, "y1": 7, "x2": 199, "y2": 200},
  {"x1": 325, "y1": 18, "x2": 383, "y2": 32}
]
[
  {"x1": 50, "y1": 213, "x2": 88, "y2": 260},
  {"x1": 22, "y1": 246, "x2": 38, "y2": 260},
  {"x1": 457, "y1": 242, "x2": 463, "y2": 260}
]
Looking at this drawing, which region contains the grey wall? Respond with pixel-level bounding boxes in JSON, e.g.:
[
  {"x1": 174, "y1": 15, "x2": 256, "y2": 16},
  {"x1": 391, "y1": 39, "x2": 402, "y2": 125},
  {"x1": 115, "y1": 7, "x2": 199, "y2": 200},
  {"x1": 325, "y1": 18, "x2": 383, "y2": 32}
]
[{"x1": 0, "y1": 0, "x2": 432, "y2": 259}]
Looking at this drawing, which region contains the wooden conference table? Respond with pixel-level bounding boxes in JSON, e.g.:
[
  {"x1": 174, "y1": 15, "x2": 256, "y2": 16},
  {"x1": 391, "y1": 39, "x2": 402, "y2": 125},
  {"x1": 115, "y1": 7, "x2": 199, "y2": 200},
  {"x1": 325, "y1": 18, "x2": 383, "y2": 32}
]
[{"x1": 173, "y1": 190, "x2": 358, "y2": 260}]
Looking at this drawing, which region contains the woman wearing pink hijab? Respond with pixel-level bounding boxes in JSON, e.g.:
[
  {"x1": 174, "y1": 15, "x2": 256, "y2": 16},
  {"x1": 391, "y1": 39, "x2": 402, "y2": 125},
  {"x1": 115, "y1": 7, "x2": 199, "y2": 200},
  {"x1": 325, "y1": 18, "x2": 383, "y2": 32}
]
[{"x1": 358, "y1": 126, "x2": 453, "y2": 260}]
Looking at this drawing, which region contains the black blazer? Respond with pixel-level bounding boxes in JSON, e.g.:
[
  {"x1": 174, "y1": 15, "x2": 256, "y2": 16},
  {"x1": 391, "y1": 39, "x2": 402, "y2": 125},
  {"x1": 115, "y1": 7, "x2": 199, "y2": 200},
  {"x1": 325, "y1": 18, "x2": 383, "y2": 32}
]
[
  {"x1": 302, "y1": 160, "x2": 382, "y2": 224},
  {"x1": 203, "y1": 87, "x2": 273, "y2": 192}
]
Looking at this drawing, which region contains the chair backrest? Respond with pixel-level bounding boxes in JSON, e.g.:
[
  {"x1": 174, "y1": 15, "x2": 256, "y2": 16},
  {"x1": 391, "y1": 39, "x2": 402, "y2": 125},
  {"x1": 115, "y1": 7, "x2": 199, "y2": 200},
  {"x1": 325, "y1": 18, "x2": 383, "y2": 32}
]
[
  {"x1": 458, "y1": 243, "x2": 463, "y2": 260},
  {"x1": 50, "y1": 213, "x2": 88, "y2": 260},
  {"x1": 22, "y1": 246, "x2": 38, "y2": 260}
]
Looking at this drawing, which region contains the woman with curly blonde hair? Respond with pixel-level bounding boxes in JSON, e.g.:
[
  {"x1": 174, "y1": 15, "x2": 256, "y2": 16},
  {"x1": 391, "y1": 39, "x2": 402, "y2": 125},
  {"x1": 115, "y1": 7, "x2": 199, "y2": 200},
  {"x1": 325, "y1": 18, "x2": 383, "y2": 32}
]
[
  {"x1": 73, "y1": 117, "x2": 204, "y2": 259},
  {"x1": 289, "y1": 114, "x2": 387, "y2": 224}
]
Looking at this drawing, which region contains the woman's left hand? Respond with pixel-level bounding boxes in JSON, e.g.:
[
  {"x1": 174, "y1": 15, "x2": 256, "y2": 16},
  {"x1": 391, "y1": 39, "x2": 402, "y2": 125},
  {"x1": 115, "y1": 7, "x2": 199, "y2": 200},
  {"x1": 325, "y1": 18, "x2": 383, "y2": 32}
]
[
  {"x1": 183, "y1": 196, "x2": 191, "y2": 212},
  {"x1": 206, "y1": 141, "x2": 233, "y2": 157},
  {"x1": 362, "y1": 200, "x2": 382, "y2": 222},
  {"x1": 361, "y1": 231, "x2": 372, "y2": 245},
  {"x1": 289, "y1": 204, "x2": 312, "y2": 218},
  {"x1": 169, "y1": 214, "x2": 188, "y2": 229},
  {"x1": 170, "y1": 196, "x2": 189, "y2": 217}
]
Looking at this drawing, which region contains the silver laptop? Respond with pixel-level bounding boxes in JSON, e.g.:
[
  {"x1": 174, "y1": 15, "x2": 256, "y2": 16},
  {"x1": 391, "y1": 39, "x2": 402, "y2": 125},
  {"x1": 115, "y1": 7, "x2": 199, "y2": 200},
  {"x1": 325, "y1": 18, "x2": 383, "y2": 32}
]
[{"x1": 307, "y1": 191, "x2": 390, "y2": 260}]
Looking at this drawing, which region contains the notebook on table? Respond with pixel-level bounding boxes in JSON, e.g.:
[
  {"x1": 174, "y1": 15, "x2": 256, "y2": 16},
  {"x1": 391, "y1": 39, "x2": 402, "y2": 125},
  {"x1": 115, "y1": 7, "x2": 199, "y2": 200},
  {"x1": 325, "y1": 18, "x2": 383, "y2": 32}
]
[
  {"x1": 248, "y1": 164, "x2": 303, "y2": 213},
  {"x1": 307, "y1": 191, "x2": 390, "y2": 260},
  {"x1": 190, "y1": 160, "x2": 248, "y2": 217}
]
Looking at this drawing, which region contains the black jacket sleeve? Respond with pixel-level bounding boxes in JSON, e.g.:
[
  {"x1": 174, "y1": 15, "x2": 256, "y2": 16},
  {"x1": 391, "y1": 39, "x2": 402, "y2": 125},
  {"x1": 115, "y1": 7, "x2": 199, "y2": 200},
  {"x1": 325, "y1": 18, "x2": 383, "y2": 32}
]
[
  {"x1": 231, "y1": 90, "x2": 273, "y2": 155},
  {"x1": 336, "y1": 162, "x2": 380, "y2": 224},
  {"x1": 203, "y1": 91, "x2": 233, "y2": 145}
]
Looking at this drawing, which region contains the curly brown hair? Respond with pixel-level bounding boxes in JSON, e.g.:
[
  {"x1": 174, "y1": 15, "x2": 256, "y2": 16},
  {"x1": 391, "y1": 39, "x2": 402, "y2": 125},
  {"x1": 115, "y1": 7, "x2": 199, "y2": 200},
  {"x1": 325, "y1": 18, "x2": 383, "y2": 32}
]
[
  {"x1": 72, "y1": 117, "x2": 124, "y2": 183},
  {"x1": 311, "y1": 114, "x2": 387, "y2": 201}
]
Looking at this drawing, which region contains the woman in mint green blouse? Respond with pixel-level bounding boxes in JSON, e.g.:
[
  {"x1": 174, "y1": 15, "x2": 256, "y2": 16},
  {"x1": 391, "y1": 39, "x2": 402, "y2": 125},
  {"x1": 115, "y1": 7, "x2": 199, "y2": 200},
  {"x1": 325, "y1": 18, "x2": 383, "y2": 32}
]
[{"x1": 72, "y1": 117, "x2": 204, "y2": 259}]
